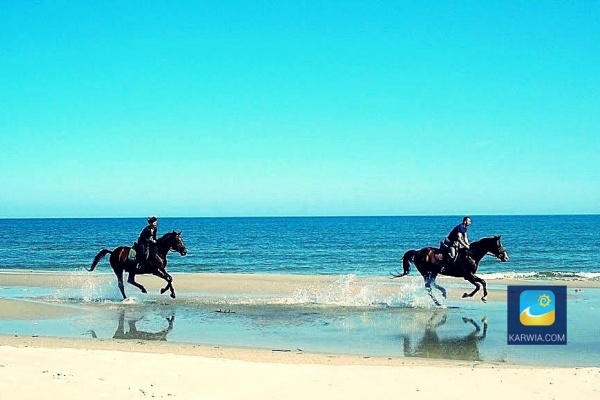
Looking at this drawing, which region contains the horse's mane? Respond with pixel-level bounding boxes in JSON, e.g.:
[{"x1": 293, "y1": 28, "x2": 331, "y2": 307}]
[
  {"x1": 469, "y1": 236, "x2": 501, "y2": 254},
  {"x1": 156, "y1": 231, "x2": 178, "y2": 243},
  {"x1": 471, "y1": 236, "x2": 498, "y2": 246}
]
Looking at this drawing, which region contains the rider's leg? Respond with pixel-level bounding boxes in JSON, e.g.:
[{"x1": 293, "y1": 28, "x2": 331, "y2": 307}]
[
  {"x1": 149, "y1": 246, "x2": 164, "y2": 269},
  {"x1": 136, "y1": 244, "x2": 146, "y2": 263},
  {"x1": 448, "y1": 246, "x2": 456, "y2": 260}
]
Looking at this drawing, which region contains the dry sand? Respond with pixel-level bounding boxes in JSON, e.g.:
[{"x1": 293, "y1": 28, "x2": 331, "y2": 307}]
[{"x1": 0, "y1": 335, "x2": 598, "y2": 400}]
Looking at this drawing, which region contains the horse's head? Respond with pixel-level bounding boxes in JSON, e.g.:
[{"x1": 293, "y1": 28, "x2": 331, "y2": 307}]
[
  {"x1": 165, "y1": 231, "x2": 187, "y2": 256},
  {"x1": 490, "y1": 236, "x2": 509, "y2": 262}
]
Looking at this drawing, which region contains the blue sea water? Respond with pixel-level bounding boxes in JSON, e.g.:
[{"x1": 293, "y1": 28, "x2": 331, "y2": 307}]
[{"x1": 0, "y1": 215, "x2": 599, "y2": 279}]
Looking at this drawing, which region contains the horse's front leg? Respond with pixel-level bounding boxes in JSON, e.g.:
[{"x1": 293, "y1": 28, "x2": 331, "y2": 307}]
[
  {"x1": 463, "y1": 273, "x2": 488, "y2": 302},
  {"x1": 477, "y1": 275, "x2": 488, "y2": 302},
  {"x1": 153, "y1": 268, "x2": 175, "y2": 299},
  {"x1": 127, "y1": 272, "x2": 148, "y2": 294}
]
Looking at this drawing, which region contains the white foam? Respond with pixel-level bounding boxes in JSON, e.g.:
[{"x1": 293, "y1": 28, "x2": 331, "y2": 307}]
[
  {"x1": 213, "y1": 274, "x2": 445, "y2": 309},
  {"x1": 479, "y1": 271, "x2": 600, "y2": 280}
]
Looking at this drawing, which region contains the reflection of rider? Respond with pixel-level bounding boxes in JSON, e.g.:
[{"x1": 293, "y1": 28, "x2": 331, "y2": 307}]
[
  {"x1": 444, "y1": 216, "x2": 471, "y2": 260},
  {"x1": 137, "y1": 216, "x2": 159, "y2": 266}
]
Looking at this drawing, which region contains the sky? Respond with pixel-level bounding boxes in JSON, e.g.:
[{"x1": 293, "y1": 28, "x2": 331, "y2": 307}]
[{"x1": 1, "y1": 1, "x2": 599, "y2": 218}]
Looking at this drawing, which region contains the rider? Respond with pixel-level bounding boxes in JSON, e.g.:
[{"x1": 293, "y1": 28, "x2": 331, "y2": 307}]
[
  {"x1": 443, "y1": 216, "x2": 471, "y2": 261},
  {"x1": 136, "y1": 216, "x2": 160, "y2": 267}
]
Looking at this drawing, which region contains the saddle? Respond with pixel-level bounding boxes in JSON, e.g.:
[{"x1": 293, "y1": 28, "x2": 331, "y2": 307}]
[{"x1": 437, "y1": 241, "x2": 462, "y2": 268}]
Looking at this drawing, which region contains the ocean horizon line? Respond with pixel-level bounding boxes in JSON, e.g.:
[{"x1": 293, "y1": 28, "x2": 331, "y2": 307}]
[{"x1": 1, "y1": 213, "x2": 600, "y2": 220}]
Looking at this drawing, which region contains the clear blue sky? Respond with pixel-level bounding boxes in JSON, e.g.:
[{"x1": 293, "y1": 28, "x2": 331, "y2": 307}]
[{"x1": 1, "y1": 1, "x2": 599, "y2": 217}]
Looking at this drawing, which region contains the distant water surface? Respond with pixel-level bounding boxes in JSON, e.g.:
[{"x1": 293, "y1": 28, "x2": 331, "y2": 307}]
[{"x1": 1, "y1": 216, "x2": 599, "y2": 280}]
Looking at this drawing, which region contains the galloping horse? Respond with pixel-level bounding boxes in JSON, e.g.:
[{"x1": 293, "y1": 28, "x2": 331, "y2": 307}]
[
  {"x1": 391, "y1": 236, "x2": 509, "y2": 305},
  {"x1": 87, "y1": 231, "x2": 187, "y2": 299}
]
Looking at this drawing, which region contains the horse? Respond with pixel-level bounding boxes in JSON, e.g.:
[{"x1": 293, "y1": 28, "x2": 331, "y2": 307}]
[
  {"x1": 87, "y1": 231, "x2": 187, "y2": 300},
  {"x1": 390, "y1": 236, "x2": 508, "y2": 305}
]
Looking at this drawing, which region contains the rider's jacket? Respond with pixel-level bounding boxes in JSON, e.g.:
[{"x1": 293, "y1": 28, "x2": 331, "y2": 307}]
[
  {"x1": 445, "y1": 223, "x2": 468, "y2": 247},
  {"x1": 138, "y1": 225, "x2": 157, "y2": 246}
]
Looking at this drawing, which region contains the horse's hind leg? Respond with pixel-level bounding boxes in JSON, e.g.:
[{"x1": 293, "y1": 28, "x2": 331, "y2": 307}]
[
  {"x1": 432, "y1": 281, "x2": 447, "y2": 299},
  {"x1": 115, "y1": 269, "x2": 127, "y2": 300},
  {"x1": 127, "y1": 273, "x2": 148, "y2": 294},
  {"x1": 424, "y1": 277, "x2": 442, "y2": 306}
]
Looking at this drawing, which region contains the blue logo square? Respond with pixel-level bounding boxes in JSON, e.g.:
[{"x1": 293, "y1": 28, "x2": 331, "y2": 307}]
[
  {"x1": 507, "y1": 285, "x2": 567, "y2": 345},
  {"x1": 519, "y1": 290, "x2": 555, "y2": 326}
]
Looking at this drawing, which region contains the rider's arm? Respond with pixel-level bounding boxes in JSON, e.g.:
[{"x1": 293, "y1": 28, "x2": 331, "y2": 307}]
[{"x1": 457, "y1": 232, "x2": 469, "y2": 248}]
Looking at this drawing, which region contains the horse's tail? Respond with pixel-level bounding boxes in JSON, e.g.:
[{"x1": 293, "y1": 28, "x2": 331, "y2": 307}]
[
  {"x1": 401, "y1": 249, "x2": 417, "y2": 276},
  {"x1": 390, "y1": 249, "x2": 417, "y2": 278},
  {"x1": 87, "y1": 249, "x2": 112, "y2": 272}
]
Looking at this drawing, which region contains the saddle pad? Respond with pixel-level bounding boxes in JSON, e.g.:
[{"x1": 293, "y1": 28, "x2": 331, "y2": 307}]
[{"x1": 128, "y1": 248, "x2": 137, "y2": 261}]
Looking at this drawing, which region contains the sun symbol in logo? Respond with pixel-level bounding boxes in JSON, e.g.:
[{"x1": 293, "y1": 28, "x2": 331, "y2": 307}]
[{"x1": 538, "y1": 294, "x2": 552, "y2": 307}]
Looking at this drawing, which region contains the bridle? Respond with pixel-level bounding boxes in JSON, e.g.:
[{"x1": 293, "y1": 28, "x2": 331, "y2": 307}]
[
  {"x1": 489, "y1": 241, "x2": 508, "y2": 261},
  {"x1": 169, "y1": 233, "x2": 187, "y2": 256}
]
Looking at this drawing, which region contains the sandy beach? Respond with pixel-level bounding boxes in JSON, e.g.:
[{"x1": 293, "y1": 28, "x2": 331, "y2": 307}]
[
  {"x1": 0, "y1": 335, "x2": 598, "y2": 399},
  {"x1": 1, "y1": 272, "x2": 599, "y2": 399}
]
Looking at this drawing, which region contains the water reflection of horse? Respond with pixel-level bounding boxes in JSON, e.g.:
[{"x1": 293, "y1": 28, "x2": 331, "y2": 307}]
[
  {"x1": 88, "y1": 231, "x2": 187, "y2": 299},
  {"x1": 401, "y1": 312, "x2": 488, "y2": 362},
  {"x1": 87, "y1": 310, "x2": 175, "y2": 341},
  {"x1": 391, "y1": 236, "x2": 509, "y2": 305}
]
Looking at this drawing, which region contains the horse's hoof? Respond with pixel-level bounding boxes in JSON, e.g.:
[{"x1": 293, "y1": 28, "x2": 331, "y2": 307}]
[
  {"x1": 141, "y1": 289, "x2": 147, "y2": 294},
  {"x1": 462, "y1": 293, "x2": 469, "y2": 298},
  {"x1": 160, "y1": 288, "x2": 167, "y2": 294},
  {"x1": 170, "y1": 293, "x2": 176, "y2": 299},
  {"x1": 481, "y1": 296, "x2": 487, "y2": 303}
]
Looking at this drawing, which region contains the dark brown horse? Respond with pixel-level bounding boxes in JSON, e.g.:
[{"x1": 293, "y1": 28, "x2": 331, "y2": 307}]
[
  {"x1": 87, "y1": 231, "x2": 187, "y2": 299},
  {"x1": 391, "y1": 236, "x2": 509, "y2": 305}
]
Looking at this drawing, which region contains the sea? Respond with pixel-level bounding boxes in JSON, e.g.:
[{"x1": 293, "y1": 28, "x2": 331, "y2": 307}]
[
  {"x1": 1, "y1": 215, "x2": 599, "y2": 279},
  {"x1": 1, "y1": 215, "x2": 599, "y2": 367}
]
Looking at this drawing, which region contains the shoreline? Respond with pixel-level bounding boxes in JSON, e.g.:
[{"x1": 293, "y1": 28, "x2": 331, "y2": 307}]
[
  {"x1": 2, "y1": 271, "x2": 599, "y2": 319},
  {"x1": 2, "y1": 270, "x2": 600, "y2": 288}
]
